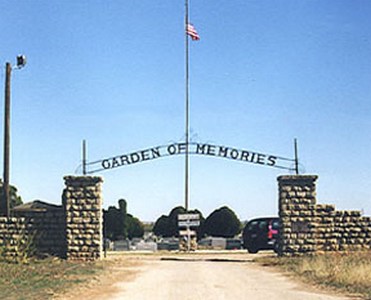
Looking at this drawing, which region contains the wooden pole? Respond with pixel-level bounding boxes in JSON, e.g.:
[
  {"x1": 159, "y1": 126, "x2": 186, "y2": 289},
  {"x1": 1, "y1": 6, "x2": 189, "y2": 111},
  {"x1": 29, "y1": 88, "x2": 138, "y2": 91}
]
[{"x1": 2, "y1": 63, "x2": 12, "y2": 217}]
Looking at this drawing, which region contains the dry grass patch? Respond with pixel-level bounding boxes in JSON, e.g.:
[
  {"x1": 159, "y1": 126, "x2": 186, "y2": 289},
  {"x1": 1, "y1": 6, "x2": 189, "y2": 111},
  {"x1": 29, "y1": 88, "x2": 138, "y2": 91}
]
[
  {"x1": 0, "y1": 257, "x2": 104, "y2": 300},
  {"x1": 59, "y1": 254, "x2": 143, "y2": 299},
  {"x1": 0, "y1": 254, "x2": 143, "y2": 300},
  {"x1": 256, "y1": 251, "x2": 371, "y2": 299}
]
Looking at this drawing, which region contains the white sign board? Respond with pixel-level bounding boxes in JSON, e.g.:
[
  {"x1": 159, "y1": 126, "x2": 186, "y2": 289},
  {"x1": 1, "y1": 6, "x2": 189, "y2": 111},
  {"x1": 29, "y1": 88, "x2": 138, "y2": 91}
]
[
  {"x1": 178, "y1": 220, "x2": 200, "y2": 227},
  {"x1": 179, "y1": 229, "x2": 196, "y2": 236},
  {"x1": 178, "y1": 213, "x2": 200, "y2": 221}
]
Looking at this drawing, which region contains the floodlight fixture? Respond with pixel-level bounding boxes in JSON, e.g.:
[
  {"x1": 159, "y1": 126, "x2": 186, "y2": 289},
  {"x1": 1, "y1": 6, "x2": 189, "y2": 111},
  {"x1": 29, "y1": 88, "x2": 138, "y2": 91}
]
[{"x1": 16, "y1": 55, "x2": 27, "y2": 69}]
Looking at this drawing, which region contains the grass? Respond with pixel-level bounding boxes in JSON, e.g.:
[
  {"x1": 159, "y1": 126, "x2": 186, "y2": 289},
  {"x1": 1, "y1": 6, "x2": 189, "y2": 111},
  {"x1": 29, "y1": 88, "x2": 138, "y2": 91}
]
[
  {"x1": 0, "y1": 257, "x2": 105, "y2": 300},
  {"x1": 256, "y1": 251, "x2": 371, "y2": 300}
]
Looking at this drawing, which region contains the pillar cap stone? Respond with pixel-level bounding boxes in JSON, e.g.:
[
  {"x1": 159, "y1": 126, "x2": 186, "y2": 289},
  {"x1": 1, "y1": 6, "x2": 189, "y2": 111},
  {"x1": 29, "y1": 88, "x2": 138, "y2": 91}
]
[
  {"x1": 64, "y1": 175, "x2": 103, "y2": 186},
  {"x1": 277, "y1": 175, "x2": 318, "y2": 183}
]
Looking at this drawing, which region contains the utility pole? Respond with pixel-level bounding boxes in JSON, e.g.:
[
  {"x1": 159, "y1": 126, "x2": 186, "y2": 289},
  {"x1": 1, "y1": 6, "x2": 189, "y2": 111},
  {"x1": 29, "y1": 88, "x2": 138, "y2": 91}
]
[
  {"x1": 184, "y1": 0, "x2": 190, "y2": 211},
  {"x1": 1, "y1": 56, "x2": 26, "y2": 217},
  {"x1": 2, "y1": 63, "x2": 12, "y2": 217}
]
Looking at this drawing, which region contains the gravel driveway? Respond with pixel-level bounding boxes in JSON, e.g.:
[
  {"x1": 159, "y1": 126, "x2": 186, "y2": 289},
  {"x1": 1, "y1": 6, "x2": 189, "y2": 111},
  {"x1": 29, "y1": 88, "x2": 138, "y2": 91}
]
[{"x1": 89, "y1": 252, "x2": 355, "y2": 300}]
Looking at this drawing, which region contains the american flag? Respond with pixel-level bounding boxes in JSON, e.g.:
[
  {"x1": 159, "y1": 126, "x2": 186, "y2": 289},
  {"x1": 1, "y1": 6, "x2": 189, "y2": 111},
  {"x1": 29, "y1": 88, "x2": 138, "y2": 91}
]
[{"x1": 186, "y1": 23, "x2": 200, "y2": 41}]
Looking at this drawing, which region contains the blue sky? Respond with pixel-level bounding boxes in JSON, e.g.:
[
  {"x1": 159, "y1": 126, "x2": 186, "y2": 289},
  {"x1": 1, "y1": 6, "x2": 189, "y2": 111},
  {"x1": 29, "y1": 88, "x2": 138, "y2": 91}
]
[{"x1": 1, "y1": 0, "x2": 371, "y2": 221}]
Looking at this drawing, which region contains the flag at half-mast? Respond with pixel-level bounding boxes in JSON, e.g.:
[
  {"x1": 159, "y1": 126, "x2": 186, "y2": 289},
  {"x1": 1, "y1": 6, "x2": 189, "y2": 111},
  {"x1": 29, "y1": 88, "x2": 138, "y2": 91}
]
[{"x1": 186, "y1": 23, "x2": 200, "y2": 41}]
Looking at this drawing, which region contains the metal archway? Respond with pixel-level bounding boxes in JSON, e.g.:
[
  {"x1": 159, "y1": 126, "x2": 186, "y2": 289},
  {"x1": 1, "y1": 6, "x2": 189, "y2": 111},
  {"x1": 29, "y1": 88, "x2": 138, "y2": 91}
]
[{"x1": 84, "y1": 142, "x2": 296, "y2": 174}]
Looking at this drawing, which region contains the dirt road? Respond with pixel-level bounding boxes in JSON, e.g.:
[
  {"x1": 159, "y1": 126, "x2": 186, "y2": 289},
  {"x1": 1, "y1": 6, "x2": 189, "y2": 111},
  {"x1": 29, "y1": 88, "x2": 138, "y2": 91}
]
[{"x1": 77, "y1": 252, "x2": 355, "y2": 300}]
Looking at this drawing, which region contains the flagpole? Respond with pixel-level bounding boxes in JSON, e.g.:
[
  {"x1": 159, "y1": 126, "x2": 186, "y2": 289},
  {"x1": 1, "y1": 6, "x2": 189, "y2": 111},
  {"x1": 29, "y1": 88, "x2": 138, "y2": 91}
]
[{"x1": 184, "y1": 0, "x2": 190, "y2": 211}]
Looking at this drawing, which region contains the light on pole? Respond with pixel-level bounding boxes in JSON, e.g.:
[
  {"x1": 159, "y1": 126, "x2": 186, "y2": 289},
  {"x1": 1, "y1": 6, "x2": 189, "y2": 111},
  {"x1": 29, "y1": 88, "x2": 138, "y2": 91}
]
[{"x1": 1, "y1": 55, "x2": 26, "y2": 217}]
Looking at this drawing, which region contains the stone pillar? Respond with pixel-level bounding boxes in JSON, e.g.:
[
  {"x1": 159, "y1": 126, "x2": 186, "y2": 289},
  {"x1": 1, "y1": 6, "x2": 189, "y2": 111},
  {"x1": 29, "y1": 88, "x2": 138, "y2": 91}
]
[
  {"x1": 278, "y1": 175, "x2": 318, "y2": 256},
  {"x1": 63, "y1": 176, "x2": 103, "y2": 260}
]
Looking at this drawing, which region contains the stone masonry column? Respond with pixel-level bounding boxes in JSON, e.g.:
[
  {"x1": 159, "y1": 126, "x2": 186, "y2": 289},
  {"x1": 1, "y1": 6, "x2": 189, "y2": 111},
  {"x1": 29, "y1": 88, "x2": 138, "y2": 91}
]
[
  {"x1": 278, "y1": 175, "x2": 318, "y2": 256},
  {"x1": 63, "y1": 176, "x2": 103, "y2": 260}
]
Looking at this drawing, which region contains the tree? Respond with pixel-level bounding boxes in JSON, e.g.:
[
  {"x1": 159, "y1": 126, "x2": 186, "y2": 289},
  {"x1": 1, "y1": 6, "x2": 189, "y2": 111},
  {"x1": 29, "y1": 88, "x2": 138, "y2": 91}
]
[
  {"x1": 126, "y1": 214, "x2": 145, "y2": 239},
  {"x1": 103, "y1": 199, "x2": 144, "y2": 240},
  {"x1": 118, "y1": 199, "x2": 128, "y2": 239},
  {"x1": 153, "y1": 215, "x2": 171, "y2": 237},
  {"x1": 9, "y1": 185, "x2": 23, "y2": 208},
  {"x1": 103, "y1": 206, "x2": 123, "y2": 240},
  {"x1": 201, "y1": 206, "x2": 241, "y2": 238},
  {"x1": 0, "y1": 180, "x2": 23, "y2": 210}
]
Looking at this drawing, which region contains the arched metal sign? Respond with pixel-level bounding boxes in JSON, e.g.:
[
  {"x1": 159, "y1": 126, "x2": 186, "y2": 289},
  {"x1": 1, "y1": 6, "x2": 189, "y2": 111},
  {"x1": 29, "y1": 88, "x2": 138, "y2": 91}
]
[{"x1": 85, "y1": 142, "x2": 296, "y2": 174}]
